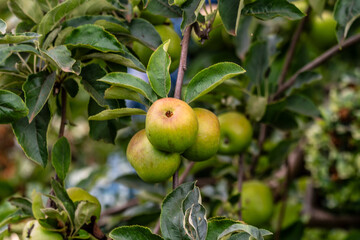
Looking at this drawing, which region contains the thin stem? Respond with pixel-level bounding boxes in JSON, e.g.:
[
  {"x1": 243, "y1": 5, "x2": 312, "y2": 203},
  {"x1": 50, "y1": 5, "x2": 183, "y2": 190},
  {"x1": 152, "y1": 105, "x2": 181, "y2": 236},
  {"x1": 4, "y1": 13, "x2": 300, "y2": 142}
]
[
  {"x1": 153, "y1": 220, "x2": 161, "y2": 235},
  {"x1": 237, "y1": 154, "x2": 244, "y2": 220},
  {"x1": 277, "y1": 8, "x2": 310, "y2": 87},
  {"x1": 33, "y1": 55, "x2": 37, "y2": 73},
  {"x1": 59, "y1": 87, "x2": 67, "y2": 138},
  {"x1": 16, "y1": 52, "x2": 33, "y2": 74},
  {"x1": 0, "y1": 72, "x2": 27, "y2": 78},
  {"x1": 272, "y1": 33, "x2": 360, "y2": 100},
  {"x1": 179, "y1": 162, "x2": 195, "y2": 185},
  {"x1": 250, "y1": 124, "x2": 267, "y2": 175}
]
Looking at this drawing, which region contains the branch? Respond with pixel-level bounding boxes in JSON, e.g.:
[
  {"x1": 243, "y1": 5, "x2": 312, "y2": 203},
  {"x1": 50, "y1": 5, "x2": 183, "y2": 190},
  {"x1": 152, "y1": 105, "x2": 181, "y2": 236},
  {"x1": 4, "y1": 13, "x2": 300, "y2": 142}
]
[
  {"x1": 273, "y1": 33, "x2": 360, "y2": 100},
  {"x1": 250, "y1": 123, "x2": 267, "y2": 175},
  {"x1": 179, "y1": 161, "x2": 195, "y2": 185},
  {"x1": 172, "y1": 25, "x2": 193, "y2": 189},
  {"x1": 237, "y1": 154, "x2": 244, "y2": 220}
]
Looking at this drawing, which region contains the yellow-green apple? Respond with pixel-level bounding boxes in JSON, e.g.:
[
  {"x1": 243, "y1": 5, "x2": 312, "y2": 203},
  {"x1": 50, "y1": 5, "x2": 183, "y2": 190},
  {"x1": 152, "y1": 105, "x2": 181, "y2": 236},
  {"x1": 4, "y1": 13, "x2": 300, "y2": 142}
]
[
  {"x1": 182, "y1": 108, "x2": 220, "y2": 161},
  {"x1": 146, "y1": 98, "x2": 198, "y2": 153},
  {"x1": 218, "y1": 112, "x2": 252, "y2": 155},
  {"x1": 126, "y1": 129, "x2": 181, "y2": 182},
  {"x1": 310, "y1": 10, "x2": 337, "y2": 48},
  {"x1": 22, "y1": 220, "x2": 63, "y2": 240},
  {"x1": 242, "y1": 180, "x2": 274, "y2": 226},
  {"x1": 67, "y1": 187, "x2": 101, "y2": 220}
]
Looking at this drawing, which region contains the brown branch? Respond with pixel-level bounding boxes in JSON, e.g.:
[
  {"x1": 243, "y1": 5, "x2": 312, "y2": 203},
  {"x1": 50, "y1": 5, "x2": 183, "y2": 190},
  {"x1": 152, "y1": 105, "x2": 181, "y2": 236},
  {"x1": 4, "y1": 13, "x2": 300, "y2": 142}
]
[
  {"x1": 59, "y1": 87, "x2": 67, "y2": 138},
  {"x1": 277, "y1": 8, "x2": 310, "y2": 86},
  {"x1": 273, "y1": 33, "x2": 360, "y2": 100},
  {"x1": 179, "y1": 161, "x2": 195, "y2": 185},
  {"x1": 237, "y1": 154, "x2": 244, "y2": 220}
]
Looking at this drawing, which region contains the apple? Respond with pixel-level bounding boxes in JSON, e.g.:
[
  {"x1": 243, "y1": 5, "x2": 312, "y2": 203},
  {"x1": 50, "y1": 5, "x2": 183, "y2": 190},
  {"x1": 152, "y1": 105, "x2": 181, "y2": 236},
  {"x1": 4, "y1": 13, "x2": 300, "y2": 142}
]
[
  {"x1": 132, "y1": 41, "x2": 153, "y2": 68},
  {"x1": 182, "y1": 108, "x2": 220, "y2": 161},
  {"x1": 146, "y1": 98, "x2": 198, "y2": 153},
  {"x1": 218, "y1": 112, "x2": 253, "y2": 155},
  {"x1": 126, "y1": 129, "x2": 181, "y2": 182},
  {"x1": 67, "y1": 187, "x2": 101, "y2": 220},
  {"x1": 242, "y1": 180, "x2": 274, "y2": 226},
  {"x1": 22, "y1": 220, "x2": 63, "y2": 240},
  {"x1": 173, "y1": 0, "x2": 186, "y2": 7},
  {"x1": 309, "y1": 10, "x2": 337, "y2": 48},
  {"x1": 140, "y1": 10, "x2": 170, "y2": 25}
]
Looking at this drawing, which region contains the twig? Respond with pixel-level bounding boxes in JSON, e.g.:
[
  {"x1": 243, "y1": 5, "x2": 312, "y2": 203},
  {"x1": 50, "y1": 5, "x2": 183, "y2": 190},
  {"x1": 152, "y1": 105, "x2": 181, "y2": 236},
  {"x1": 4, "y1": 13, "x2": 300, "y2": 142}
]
[
  {"x1": 237, "y1": 154, "x2": 244, "y2": 220},
  {"x1": 59, "y1": 87, "x2": 67, "y2": 138},
  {"x1": 172, "y1": 25, "x2": 193, "y2": 189},
  {"x1": 179, "y1": 162, "x2": 195, "y2": 185},
  {"x1": 16, "y1": 52, "x2": 33, "y2": 74},
  {"x1": 153, "y1": 221, "x2": 161, "y2": 235},
  {"x1": 273, "y1": 33, "x2": 360, "y2": 100},
  {"x1": 250, "y1": 124, "x2": 267, "y2": 175}
]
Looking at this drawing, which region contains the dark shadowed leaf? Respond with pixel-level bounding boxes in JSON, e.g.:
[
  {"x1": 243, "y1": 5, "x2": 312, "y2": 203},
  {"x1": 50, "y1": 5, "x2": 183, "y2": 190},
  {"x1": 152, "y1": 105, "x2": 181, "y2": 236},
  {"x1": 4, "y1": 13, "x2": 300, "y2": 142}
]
[
  {"x1": 12, "y1": 104, "x2": 50, "y2": 167},
  {"x1": 51, "y1": 179, "x2": 75, "y2": 222},
  {"x1": 242, "y1": 0, "x2": 305, "y2": 21},
  {"x1": 184, "y1": 62, "x2": 245, "y2": 103},
  {"x1": 269, "y1": 139, "x2": 298, "y2": 168},
  {"x1": 110, "y1": 226, "x2": 163, "y2": 240},
  {"x1": 8, "y1": 197, "x2": 33, "y2": 216},
  {"x1": 334, "y1": 0, "x2": 360, "y2": 42},
  {"x1": 63, "y1": 15, "x2": 128, "y2": 29},
  {"x1": 286, "y1": 94, "x2": 320, "y2": 117},
  {"x1": 286, "y1": 71, "x2": 322, "y2": 96},
  {"x1": 244, "y1": 41, "x2": 268, "y2": 86},
  {"x1": 129, "y1": 18, "x2": 162, "y2": 49},
  {"x1": 219, "y1": 0, "x2": 243, "y2": 35},
  {"x1": 146, "y1": 0, "x2": 182, "y2": 18},
  {"x1": 51, "y1": 137, "x2": 71, "y2": 182},
  {"x1": 63, "y1": 78, "x2": 79, "y2": 98},
  {"x1": 23, "y1": 71, "x2": 56, "y2": 123},
  {"x1": 0, "y1": 90, "x2": 28, "y2": 124},
  {"x1": 180, "y1": 0, "x2": 205, "y2": 30}
]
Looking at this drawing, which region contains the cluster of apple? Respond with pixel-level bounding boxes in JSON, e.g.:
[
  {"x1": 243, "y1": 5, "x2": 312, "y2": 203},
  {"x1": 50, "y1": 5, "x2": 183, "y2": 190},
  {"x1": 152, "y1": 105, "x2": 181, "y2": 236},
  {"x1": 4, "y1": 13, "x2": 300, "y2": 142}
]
[{"x1": 126, "y1": 97, "x2": 254, "y2": 183}]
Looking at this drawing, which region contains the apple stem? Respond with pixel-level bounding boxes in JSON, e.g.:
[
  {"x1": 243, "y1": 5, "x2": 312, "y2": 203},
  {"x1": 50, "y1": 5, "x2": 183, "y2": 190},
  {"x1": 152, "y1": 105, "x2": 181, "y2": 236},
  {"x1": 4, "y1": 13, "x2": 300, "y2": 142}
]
[
  {"x1": 172, "y1": 24, "x2": 193, "y2": 189},
  {"x1": 237, "y1": 154, "x2": 244, "y2": 220}
]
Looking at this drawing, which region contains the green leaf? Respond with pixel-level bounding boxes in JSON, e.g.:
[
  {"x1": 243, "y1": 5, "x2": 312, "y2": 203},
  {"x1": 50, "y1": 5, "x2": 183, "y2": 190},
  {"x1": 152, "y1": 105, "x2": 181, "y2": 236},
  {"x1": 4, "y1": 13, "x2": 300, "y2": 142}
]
[
  {"x1": 0, "y1": 32, "x2": 40, "y2": 44},
  {"x1": 147, "y1": 40, "x2": 171, "y2": 97},
  {"x1": 104, "y1": 86, "x2": 144, "y2": 104},
  {"x1": 23, "y1": 72, "x2": 56, "y2": 123},
  {"x1": 184, "y1": 62, "x2": 245, "y2": 103},
  {"x1": 147, "y1": 0, "x2": 182, "y2": 18},
  {"x1": 51, "y1": 137, "x2": 71, "y2": 182},
  {"x1": 110, "y1": 226, "x2": 163, "y2": 240},
  {"x1": 8, "y1": 0, "x2": 43, "y2": 23},
  {"x1": 184, "y1": 203, "x2": 207, "y2": 240},
  {"x1": 38, "y1": 0, "x2": 87, "y2": 44},
  {"x1": 51, "y1": 179, "x2": 76, "y2": 222},
  {"x1": 219, "y1": 0, "x2": 244, "y2": 35},
  {"x1": 31, "y1": 190, "x2": 45, "y2": 220},
  {"x1": 129, "y1": 18, "x2": 162, "y2": 49},
  {"x1": 0, "y1": 89, "x2": 28, "y2": 124},
  {"x1": 8, "y1": 44, "x2": 40, "y2": 56},
  {"x1": 0, "y1": 19, "x2": 6, "y2": 34},
  {"x1": 218, "y1": 223, "x2": 272, "y2": 240},
  {"x1": 269, "y1": 139, "x2": 297, "y2": 168},
  {"x1": 244, "y1": 41, "x2": 268, "y2": 86},
  {"x1": 63, "y1": 15, "x2": 128, "y2": 29},
  {"x1": 8, "y1": 197, "x2": 33, "y2": 216},
  {"x1": 81, "y1": 48, "x2": 146, "y2": 72},
  {"x1": 68, "y1": 0, "x2": 118, "y2": 17},
  {"x1": 0, "y1": 209, "x2": 30, "y2": 229},
  {"x1": 180, "y1": 0, "x2": 205, "y2": 31},
  {"x1": 206, "y1": 218, "x2": 239, "y2": 240},
  {"x1": 37, "y1": 0, "x2": 58, "y2": 12},
  {"x1": 74, "y1": 201, "x2": 98, "y2": 234},
  {"x1": 285, "y1": 94, "x2": 320, "y2": 117},
  {"x1": 41, "y1": 208, "x2": 68, "y2": 225},
  {"x1": 94, "y1": 19, "x2": 130, "y2": 34},
  {"x1": 42, "y1": 45, "x2": 80, "y2": 75},
  {"x1": 286, "y1": 71, "x2": 321, "y2": 96},
  {"x1": 334, "y1": 0, "x2": 360, "y2": 41},
  {"x1": 160, "y1": 182, "x2": 196, "y2": 240},
  {"x1": 63, "y1": 78, "x2": 79, "y2": 98},
  {"x1": 65, "y1": 24, "x2": 125, "y2": 53},
  {"x1": 12, "y1": 104, "x2": 50, "y2": 167},
  {"x1": 88, "y1": 108, "x2": 146, "y2": 121},
  {"x1": 99, "y1": 72, "x2": 157, "y2": 102},
  {"x1": 242, "y1": 0, "x2": 305, "y2": 21}
]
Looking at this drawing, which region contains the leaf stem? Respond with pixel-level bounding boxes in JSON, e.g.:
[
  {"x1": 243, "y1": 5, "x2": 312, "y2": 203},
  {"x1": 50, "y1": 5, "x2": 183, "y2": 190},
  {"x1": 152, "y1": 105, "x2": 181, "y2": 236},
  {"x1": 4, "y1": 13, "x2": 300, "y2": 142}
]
[
  {"x1": 16, "y1": 52, "x2": 33, "y2": 74},
  {"x1": 59, "y1": 87, "x2": 67, "y2": 138}
]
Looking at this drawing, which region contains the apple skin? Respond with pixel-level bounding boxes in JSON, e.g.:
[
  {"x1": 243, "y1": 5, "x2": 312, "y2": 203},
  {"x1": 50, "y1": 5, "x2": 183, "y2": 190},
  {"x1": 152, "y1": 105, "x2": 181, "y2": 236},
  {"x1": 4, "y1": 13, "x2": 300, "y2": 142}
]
[
  {"x1": 182, "y1": 108, "x2": 220, "y2": 161},
  {"x1": 310, "y1": 10, "x2": 337, "y2": 48},
  {"x1": 22, "y1": 220, "x2": 63, "y2": 240},
  {"x1": 146, "y1": 98, "x2": 198, "y2": 153},
  {"x1": 218, "y1": 112, "x2": 253, "y2": 155},
  {"x1": 67, "y1": 187, "x2": 101, "y2": 221},
  {"x1": 126, "y1": 129, "x2": 181, "y2": 182},
  {"x1": 242, "y1": 181, "x2": 274, "y2": 226}
]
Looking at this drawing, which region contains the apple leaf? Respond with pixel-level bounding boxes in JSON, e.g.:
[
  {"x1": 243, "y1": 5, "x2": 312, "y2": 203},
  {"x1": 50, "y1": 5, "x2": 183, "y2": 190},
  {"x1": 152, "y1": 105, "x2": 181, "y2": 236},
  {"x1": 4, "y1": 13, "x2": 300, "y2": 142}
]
[
  {"x1": 51, "y1": 137, "x2": 71, "y2": 182},
  {"x1": 0, "y1": 18, "x2": 6, "y2": 34},
  {"x1": 12, "y1": 104, "x2": 50, "y2": 167},
  {"x1": 65, "y1": 24, "x2": 125, "y2": 53},
  {"x1": 160, "y1": 182, "x2": 196, "y2": 240},
  {"x1": 180, "y1": 0, "x2": 205, "y2": 31},
  {"x1": 129, "y1": 18, "x2": 162, "y2": 50},
  {"x1": 74, "y1": 201, "x2": 99, "y2": 234},
  {"x1": 99, "y1": 72, "x2": 157, "y2": 103},
  {"x1": 147, "y1": 40, "x2": 171, "y2": 98},
  {"x1": 38, "y1": 0, "x2": 87, "y2": 44},
  {"x1": 0, "y1": 90, "x2": 28, "y2": 124},
  {"x1": 244, "y1": 41, "x2": 269, "y2": 86},
  {"x1": 218, "y1": 223, "x2": 272, "y2": 240},
  {"x1": 242, "y1": 0, "x2": 305, "y2": 21},
  {"x1": 183, "y1": 203, "x2": 207, "y2": 240},
  {"x1": 206, "y1": 217, "x2": 239, "y2": 240},
  {"x1": 334, "y1": 0, "x2": 360, "y2": 42},
  {"x1": 0, "y1": 32, "x2": 40, "y2": 44},
  {"x1": 94, "y1": 19, "x2": 130, "y2": 34},
  {"x1": 8, "y1": 197, "x2": 33, "y2": 217},
  {"x1": 31, "y1": 190, "x2": 45, "y2": 220},
  {"x1": 219, "y1": 0, "x2": 244, "y2": 35},
  {"x1": 68, "y1": 0, "x2": 118, "y2": 17},
  {"x1": 184, "y1": 62, "x2": 245, "y2": 103},
  {"x1": 88, "y1": 108, "x2": 146, "y2": 121},
  {"x1": 42, "y1": 45, "x2": 80, "y2": 75},
  {"x1": 23, "y1": 71, "x2": 56, "y2": 123},
  {"x1": 8, "y1": 0, "x2": 43, "y2": 23},
  {"x1": 110, "y1": 226, "x2": 163, "y2": 240},
  {"x1": 147, "y1": 0, "x2": 182, "y2": 18},
  {"x1": 105, "y1": 86, "x2": 145, "y2": 104},
  {"x1": 51, "y1": 179, "x2": 76, "y2": 223},
  {"x1": 285, "y1": 94, "x2": 320, "y2": 117},
  {"x1": 286, "y1": 71, "x2": 322, "y2": 96}
]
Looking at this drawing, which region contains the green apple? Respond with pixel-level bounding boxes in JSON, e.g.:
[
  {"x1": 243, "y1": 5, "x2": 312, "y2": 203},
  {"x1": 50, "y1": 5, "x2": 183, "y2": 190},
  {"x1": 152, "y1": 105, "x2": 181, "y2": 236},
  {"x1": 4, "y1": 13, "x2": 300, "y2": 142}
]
[
  {"x1": 310, "y1": 10, "x2": 337, "y2": 48},
  {"x1": 67, "y1": 187, "x2": 101, "y2": 220},
  {"x1": 218, "y1": 112, "x2": 252, "y2": 155},
  {"x1": 22, "y1": 220, "x2": 63, "y2": 240},
  {"x1": 173, "y1": 0, "x2": 187, "y2": 7},
  {"x1": 140, "y1": 10, "x2": 170, "y2": 25},
  {"x1": 146, "y1": 98, "x2": 198, "y2": 153},
  {"x1": 182, "y1": 108, "x2": 220, "y2": 161},
  {"x1": 132, "y1": 25, "x2": 181, "y2": 73},
  {"x1": 126, "y1": 129, "x2": 181, "y2": 182},
  {"x1": 242, "y1": 181, "x2": 274, "y2": 226}
]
